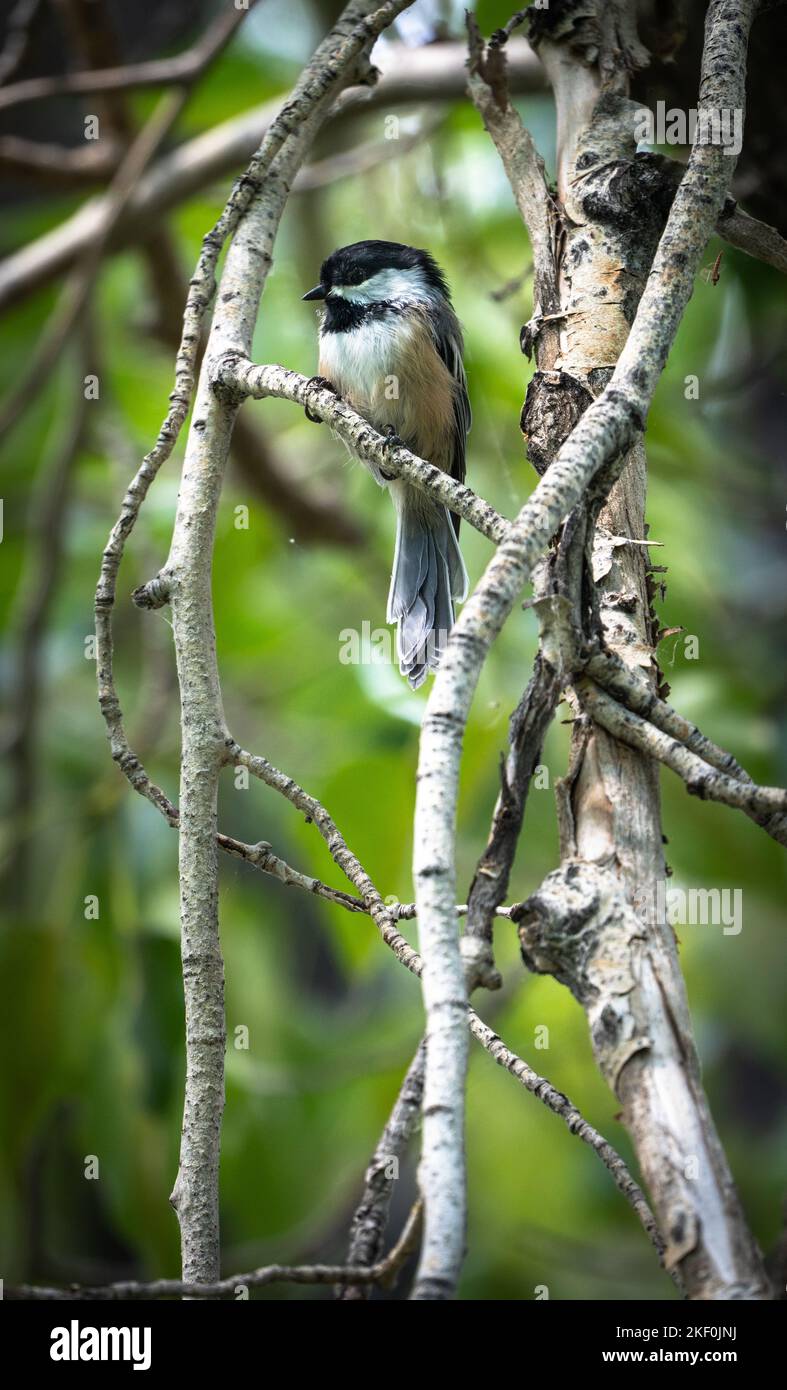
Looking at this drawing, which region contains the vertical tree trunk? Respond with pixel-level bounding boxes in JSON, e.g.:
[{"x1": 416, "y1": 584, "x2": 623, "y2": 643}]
[{"x1": 518, "y1": 0, "x2": 770, "y2": 1298}]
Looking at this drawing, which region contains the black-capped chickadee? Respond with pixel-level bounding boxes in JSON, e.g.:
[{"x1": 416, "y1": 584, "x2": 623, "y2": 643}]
[{"x1": 303, "y1": 240, "x2": 470, "y2": 689}]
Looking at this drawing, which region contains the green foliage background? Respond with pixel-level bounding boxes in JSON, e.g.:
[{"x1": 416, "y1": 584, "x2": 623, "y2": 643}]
[{"x1": 1, "y1": 6, "x2": 785, "y2": 1299}]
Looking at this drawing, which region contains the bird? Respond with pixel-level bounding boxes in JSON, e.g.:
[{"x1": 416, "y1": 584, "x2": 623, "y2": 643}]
[{"x1": 302, "y1": 239, "x2": 470, "y2": 689}]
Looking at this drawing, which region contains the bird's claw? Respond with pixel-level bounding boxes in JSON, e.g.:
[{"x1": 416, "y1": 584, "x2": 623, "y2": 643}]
[
  {"x1": 380, "y1": 426, "x2": 404, "y2": 480},
  {"x1": 304, "y1": 375, "x2": 339, "y2": 424}
]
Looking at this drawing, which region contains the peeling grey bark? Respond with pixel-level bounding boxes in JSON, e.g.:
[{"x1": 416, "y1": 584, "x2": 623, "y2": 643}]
[
  {"x1": 520, "y1": 0, "x2": 770, "y2": 1300},
  {"x1": 415, "y1": 0, "x2": 769, "y2": 1302},
  {"x1": 517, "y1": 858, "x2": 768, "y2": 1297}
]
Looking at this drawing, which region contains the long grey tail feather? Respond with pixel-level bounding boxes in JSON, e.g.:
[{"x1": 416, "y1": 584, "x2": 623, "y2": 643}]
[{"x1": 387, "y1": 491, "x2": 468, "y2": 690}]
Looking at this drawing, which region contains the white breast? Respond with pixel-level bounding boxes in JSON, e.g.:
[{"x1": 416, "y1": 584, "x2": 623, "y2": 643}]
[{"x1": 319, "y1": 314, "x2": 412, "y2": 410}]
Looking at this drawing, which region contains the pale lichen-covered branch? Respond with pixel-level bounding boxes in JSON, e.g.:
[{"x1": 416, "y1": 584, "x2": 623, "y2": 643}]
[{"x1": 409, "y1": 0, "x2": 768, "y2": 1302}]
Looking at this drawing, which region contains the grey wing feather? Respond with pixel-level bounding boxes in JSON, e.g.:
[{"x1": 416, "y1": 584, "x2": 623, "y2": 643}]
[{"x1": 429, "y1": 303, "x2": 471, "y2": 536}]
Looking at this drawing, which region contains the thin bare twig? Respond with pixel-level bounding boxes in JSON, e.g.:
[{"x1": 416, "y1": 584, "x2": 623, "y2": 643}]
[
  {"x1": 0, "y1": 0, "x2": 261, "y2": 112},
  {"x1": 6, "y1": 1200, "x2": 424, "y2": 1300},
  {"x1": 225, "y1": 743, "x2": 667, "y2": 1274},
  {"x1": 5, "y1": 38, "x2": 782, "y2": 314},
  {"x1": 1, "y1": 323, "x2": 92, "y2": 901},
  {"x1": 463, "y1": 652, "x2": 561, "y2": 991},
  {"x1": 585, "y1": 645, "x2": 751, "y2": 781},
  {"x1": 466, "y1": 1011, "x2": 681, "y2": 1290},
  {"x1": 0, "y1": 133, "x2": 119, "y2": 184},
  {"x1": 338, "y1": 1040, "x2": 426, "y2": 1300},
  {"x1": 0, "y1": 0, "x2": 41, "y2": 87},
  {"x1": 0, "y1": 86, "x2": 187, "y2": 443}
]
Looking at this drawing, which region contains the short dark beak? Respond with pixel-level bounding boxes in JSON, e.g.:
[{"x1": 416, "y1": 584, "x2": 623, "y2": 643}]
[{"x1": 302, "y1": 283, "x2": 326, "y2": 302}]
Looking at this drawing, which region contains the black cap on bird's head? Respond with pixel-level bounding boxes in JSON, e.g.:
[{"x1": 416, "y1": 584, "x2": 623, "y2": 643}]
[{"x1": 302, "y1": 239, "x2": 450, "y2": 303}]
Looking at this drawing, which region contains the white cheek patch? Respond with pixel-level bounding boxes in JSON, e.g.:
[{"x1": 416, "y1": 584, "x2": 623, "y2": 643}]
[{"x1": 332, "y1": 266, "x2": 433, "y2": 305}]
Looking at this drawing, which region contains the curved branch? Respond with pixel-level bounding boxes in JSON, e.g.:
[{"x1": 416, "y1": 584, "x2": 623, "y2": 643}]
[
  {"x1": 585, "y1": 645, "x2": 751, "y2": 781},
  {"x1": 410, "y1": 0, "x2": 763, "y2": 1304},
  {"x1": 338, "y1": 1040, "x2": 426, "y2": 1300},
  {"x1": 0, "y1": 86, "x2": 187, "y2": 444},
  {"x1": 95, "y1": 0, "x2": 417, "y2": 1290}
]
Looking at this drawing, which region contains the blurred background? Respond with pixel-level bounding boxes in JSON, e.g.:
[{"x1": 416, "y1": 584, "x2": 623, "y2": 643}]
[{"x1": 0, "y1": 0, "x2": 785, "y2": 1300}]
